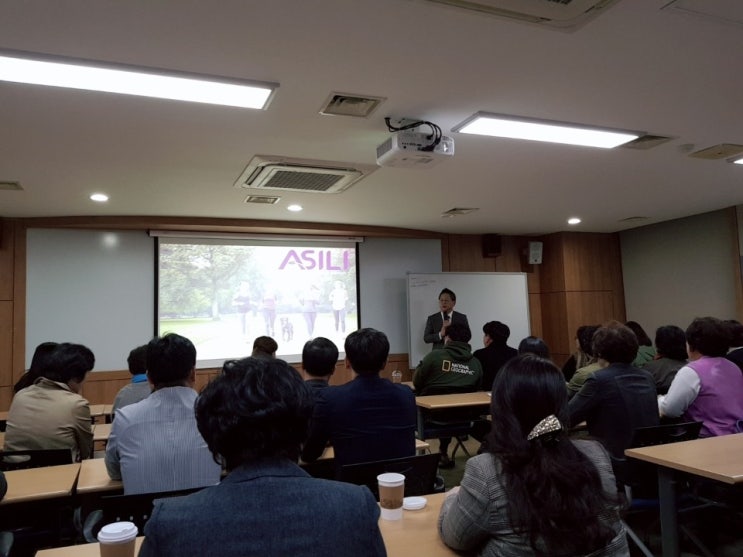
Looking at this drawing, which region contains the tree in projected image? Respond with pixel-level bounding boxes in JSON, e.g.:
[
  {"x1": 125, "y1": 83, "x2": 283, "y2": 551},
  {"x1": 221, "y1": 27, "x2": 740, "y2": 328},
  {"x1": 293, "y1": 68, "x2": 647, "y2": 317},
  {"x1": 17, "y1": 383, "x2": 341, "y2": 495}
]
[{"x1": 159, "y1": 244, "x2": 258, "y2": 320}]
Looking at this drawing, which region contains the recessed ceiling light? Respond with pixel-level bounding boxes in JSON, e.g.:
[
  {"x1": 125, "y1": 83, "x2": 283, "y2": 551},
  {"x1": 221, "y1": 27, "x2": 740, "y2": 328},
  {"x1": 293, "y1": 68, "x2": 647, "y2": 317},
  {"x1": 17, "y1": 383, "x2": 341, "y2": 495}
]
[
  {"x1": 453, "y1": 112, "x2": 640, "y2": 149},
  {"x1": 90, "y1": 193, "x2": 109, "y2": 202},
  {"x1": 0, "y1": 50, "x2": 277, "y2": 109},
  {"x1": 567, "y1": 217, "x2": 581, "y2": 225},
  {"x1": 287, "y1": 204, "x2": 303, "y2": 212}
]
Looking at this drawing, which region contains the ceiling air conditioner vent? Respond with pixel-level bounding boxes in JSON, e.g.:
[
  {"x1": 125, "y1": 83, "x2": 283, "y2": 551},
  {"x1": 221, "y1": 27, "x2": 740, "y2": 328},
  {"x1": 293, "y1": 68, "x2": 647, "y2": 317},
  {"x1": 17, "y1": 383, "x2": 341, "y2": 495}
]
[
  {"x1": 423, "y1": 0, "x2": 622, "y2": 31},
  {"x1": 234, "y1": 155, "x2": 378, "y2": 194}
]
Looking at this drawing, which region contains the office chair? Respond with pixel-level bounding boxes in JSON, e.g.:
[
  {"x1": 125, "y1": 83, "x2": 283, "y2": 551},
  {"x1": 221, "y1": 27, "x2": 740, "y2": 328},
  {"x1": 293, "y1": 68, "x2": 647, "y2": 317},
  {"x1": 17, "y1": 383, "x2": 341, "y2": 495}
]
[
  {"x1": 613, "y1": 421, "x2": 714, "y2": 557},
  {"x1": 337, "y1": 453, "x2": 443, "y2": 498},
  {"x1": 0, "y1": 449, "x2": 73, "y2": 471},
  {"x1": 83, "y1": 486, "x2": 204, "y2": 543}
]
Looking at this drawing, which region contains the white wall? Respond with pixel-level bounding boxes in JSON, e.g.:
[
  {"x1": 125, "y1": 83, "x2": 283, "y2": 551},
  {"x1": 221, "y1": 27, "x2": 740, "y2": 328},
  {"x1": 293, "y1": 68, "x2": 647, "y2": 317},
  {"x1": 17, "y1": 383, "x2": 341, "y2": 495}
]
[{"x1": 620, "y1": 209, "x2": 739, "y2": 337}]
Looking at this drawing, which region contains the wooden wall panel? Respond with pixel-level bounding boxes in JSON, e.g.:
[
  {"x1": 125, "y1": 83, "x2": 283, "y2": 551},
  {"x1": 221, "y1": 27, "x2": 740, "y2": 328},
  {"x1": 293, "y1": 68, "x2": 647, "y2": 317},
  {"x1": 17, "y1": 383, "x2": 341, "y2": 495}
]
[
  {"x1": 0, "y1": 219, "x2": 13, "y2": 300},
  {"x1": 563, "y1": 233, "x2": 623, "y2": 292},
  {"x1": 0, "y1": 302, "x2": 12, "y2": 387},
  {"x1": 0, "y1": 386, "x2": 12, "y2": 412},
  {"x1": 564, "y1": 291, "x2": 620, "y2": 337},
  {"x1": 539, "y1": 233, "x2": 566, "y2": 294},
  {"x1": 539, "y1": 292, "x2": 569, "y2": 364}
]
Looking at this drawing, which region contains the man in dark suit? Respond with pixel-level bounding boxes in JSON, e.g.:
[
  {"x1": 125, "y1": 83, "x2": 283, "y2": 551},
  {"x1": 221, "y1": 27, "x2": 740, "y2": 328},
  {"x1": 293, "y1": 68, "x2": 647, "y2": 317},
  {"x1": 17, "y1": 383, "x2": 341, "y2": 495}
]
[
  {"x1": 473, "y1": 320, "x2": 518, "y2": 391},
  {"x1": 569, "y1": 322, "x2": 659, "y2": 460},
  {"x1": 302, "y1": 328, "x2": 417, "y2": 468},
  {"x1": 140, "y1": 358, "x2": 385, "y2": 557},
  {"x1": 423, "y1": 288, "x2": 470, "y2": 351}
]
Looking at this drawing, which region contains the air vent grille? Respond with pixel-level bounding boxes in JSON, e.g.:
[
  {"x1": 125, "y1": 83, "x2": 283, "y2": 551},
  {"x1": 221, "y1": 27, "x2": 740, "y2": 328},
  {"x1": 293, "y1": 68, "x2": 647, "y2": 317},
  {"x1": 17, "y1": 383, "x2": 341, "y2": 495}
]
[
  {"x1": 234, "y1": 155, "x2": 378, "y2": 194},
  {"x1": 262, "y1": 170, "x2": 346, "y2": 192},
  {"x1": 0, "y1": 181, "x2": 22, "y2": 191},
  {"x1": 245, "y1": 195, "x2": 280, "y2": 204}
]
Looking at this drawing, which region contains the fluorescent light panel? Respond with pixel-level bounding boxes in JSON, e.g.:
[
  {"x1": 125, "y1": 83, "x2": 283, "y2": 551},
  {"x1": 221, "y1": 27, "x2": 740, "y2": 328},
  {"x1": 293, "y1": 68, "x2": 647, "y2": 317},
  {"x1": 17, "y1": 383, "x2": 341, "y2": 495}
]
[
  {"x1": 734, "y1": 158, "x2": 743, "y2": 165},
  {"x1": 0, "y1": 51, "x2": 277, "y2": 109},
  {"x1": 454, "y1": 112, "x2": 640, "y2": 149}
]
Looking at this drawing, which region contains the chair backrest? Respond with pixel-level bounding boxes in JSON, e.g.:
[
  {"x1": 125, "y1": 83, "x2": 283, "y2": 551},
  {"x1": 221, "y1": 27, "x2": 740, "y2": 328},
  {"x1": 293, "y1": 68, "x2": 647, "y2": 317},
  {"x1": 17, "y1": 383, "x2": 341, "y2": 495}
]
[
  {"x1": 0, "y1": 449, "x2": 73, "y2": 471},
  {"x1": 631, "y1": 421, "x2": 703, "y2": 448},
  {"x1": 614, "y1": 421, "x2": 703, "y2": 498},
  {"x1": 337, "y1": 453, "x2": 440, "y2": 498},
  {"x1": 99, "y1": 487, "x2": 204, "y2": 535}
]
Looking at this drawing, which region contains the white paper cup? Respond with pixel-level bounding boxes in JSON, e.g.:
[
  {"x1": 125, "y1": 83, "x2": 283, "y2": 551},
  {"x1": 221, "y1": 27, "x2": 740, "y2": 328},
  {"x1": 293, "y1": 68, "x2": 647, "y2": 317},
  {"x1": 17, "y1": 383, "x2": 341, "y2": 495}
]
[
  {"x1": 377, "y1": 472, "x2": 405, "y2": 520},
  {"x1": 98, "y1": 521, "x2": 138, "y2": 557}
]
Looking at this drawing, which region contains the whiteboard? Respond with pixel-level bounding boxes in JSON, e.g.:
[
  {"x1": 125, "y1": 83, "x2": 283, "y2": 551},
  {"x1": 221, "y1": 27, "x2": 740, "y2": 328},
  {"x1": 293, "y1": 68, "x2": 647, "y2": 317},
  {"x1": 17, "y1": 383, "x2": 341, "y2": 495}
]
[{"x1": 407, "y1": 273, "x2": 530, "y2": 368}]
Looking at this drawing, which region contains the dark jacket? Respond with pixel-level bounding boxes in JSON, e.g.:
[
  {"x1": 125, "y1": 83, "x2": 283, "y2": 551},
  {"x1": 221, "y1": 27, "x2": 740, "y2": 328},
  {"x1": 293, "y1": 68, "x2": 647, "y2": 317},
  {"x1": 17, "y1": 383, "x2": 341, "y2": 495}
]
[
  {"x1": 473, "y1": 343, "x2": 518, "y2": 391},
  {"x1": 568, "y1": 363, "x2": 659, "y2": 459},
  {"x1": 140, "y1": 459, "x2": 386, "y2": 557},
  {"x1": 423, "y1": 311, "x2": 470, "y2": 351},
  {"x1": 301, "y1": 374, "x2": 416, "y2": 467}
]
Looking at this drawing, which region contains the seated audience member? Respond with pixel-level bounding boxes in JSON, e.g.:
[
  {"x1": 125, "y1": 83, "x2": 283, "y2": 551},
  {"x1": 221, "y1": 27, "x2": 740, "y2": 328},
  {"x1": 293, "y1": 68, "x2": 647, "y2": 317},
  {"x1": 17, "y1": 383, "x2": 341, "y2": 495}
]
[
  {"x1": 569, "y1": 322, "x2": 659, "y2": 459},
  {"x1": 415, "y1": 322, "x2": 483, "y2": 468},
  {"x1": 0, "y1": 469, "x2": 6, "y2": 501},
  {"x1": 567, "y1": 325, "x2": 602, "y2": 399},
  {"x1": 660, "y1": 317, "x2": 743, "y2": 437},
  {"x1": 724, "y1": 319, "x2": 743, "y2": 372},
  {"x1": 625, "y1": 320, "x2": 656, "y2": 367},
  {"x1": 561, "y1": 325, "x2": 597, "y2": 382},
  {"x1": 139, "y1": 358, "x2": 385, "y2": 557},
  {"x1": 517, "y1": 336, "x2": 550, "y2": 359},
  {"x1": 4, "y1": 343, "x2": 94, "y2": 461},
  {"x1": 439, "y1": 354, "x2": 628, "y2": 556},
  {"x1": 251, "y1": 335, "x2": 278, "y2": 359},
  {"x1": 473, "y1": 320, "x2": 517, "y2": 391},
  {"x1": 111, "y1": 344, "x2": 151, "y2": 415},
  {"x1": 302, "y1": 337, "x2": 338, "y2": 394},
  {"x1": 12, "y1": 341, "x2": 59, "y2": 393},
  {"x1": 105, "y1": 333, "x2": 221, "y2": 494},
  {"x1": 302, "y1": 328, "x2": 416, "y2": 467},
  {"x1": 642, "y1": 325, "x2": 688, "y2": 394}
]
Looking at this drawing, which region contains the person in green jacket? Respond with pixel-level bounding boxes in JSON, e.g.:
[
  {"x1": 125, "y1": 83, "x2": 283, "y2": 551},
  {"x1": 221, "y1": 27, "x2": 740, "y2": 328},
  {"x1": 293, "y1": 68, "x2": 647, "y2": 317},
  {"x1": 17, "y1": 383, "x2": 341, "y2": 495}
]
[
  {"x1": 414, "y1": 322, "x2": 483, "y2": 468},
  {"x1": 625, "y1": 321, "x2": 656, "y2": 367}
]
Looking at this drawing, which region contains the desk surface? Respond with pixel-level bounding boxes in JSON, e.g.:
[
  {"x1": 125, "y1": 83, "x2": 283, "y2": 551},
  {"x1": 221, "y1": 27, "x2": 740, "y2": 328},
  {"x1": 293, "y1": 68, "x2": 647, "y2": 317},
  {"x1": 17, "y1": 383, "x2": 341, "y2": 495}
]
[
  {"x1": 35, "y1": 492, "x2": 455, "y2": 557},
  {"x1": 415, "y1": 391, "x2": 491, "y2": 410},
  {"x1": 76, "y1": 457, "x2": 123, "y2": 494},
  {"x1": 93, "y1": 423, "x2": 112, "y2": 443},
  {"x1": 0, "y1": 463, "x2": 81, "y2": 505},
  {"x1": 625, "y1": 432, "x2": 743, "y2": 485}
]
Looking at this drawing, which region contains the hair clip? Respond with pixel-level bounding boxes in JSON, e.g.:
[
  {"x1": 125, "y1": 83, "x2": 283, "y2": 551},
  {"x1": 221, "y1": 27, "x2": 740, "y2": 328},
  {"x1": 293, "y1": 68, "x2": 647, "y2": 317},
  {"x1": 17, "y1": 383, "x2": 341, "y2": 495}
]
[{"x1": 526, "y1": 414, "x2": 562, "y2": 441}]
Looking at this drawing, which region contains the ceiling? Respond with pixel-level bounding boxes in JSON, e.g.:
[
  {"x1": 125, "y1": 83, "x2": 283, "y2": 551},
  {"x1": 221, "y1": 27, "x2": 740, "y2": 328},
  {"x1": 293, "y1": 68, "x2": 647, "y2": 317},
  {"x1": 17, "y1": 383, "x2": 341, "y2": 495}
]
[{"x1": 2, "y1": 0, "x2": 743, "y2": 235}]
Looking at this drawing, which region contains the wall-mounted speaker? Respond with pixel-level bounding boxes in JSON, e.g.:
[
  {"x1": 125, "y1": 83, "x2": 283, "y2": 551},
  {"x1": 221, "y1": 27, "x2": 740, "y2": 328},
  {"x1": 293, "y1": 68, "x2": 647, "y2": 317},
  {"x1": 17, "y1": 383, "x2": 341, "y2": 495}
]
[
  {"x1": 482, "y1": 234, "x2": 501, "y2": 258},
  {"x1": 528, "y1": 241, "x2": 543, "y2": 264}
]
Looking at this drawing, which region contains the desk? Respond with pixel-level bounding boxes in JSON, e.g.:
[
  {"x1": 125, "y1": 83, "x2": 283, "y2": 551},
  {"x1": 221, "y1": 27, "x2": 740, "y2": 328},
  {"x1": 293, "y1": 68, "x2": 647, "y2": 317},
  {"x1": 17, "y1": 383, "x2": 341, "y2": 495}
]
[
  {"x1": 625, "y1": 433, "x2": 743, "y2": 557},
  {"x1": 35, "y1": 492, "x2": 456, "y2": 556},
  {"x1": 93, "y1": 423, "x2": 112, "y2": 443},
  {"x1": 415, "y1": 391, "x2": 491, "y2": 440},
  {"x1": 76, "y1": 458, "x2": 123, "y2": 495},
  {"x1": 0, "y1": 463, "x2": 80, "y2": 505}
]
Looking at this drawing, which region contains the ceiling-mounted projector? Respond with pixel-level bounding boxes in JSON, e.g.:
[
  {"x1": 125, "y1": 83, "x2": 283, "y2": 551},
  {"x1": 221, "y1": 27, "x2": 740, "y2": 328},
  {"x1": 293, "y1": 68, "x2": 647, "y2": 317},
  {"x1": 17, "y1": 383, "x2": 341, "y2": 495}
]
[{"x1": 376, "y1": 131, "x2": 455, "y2": 168}]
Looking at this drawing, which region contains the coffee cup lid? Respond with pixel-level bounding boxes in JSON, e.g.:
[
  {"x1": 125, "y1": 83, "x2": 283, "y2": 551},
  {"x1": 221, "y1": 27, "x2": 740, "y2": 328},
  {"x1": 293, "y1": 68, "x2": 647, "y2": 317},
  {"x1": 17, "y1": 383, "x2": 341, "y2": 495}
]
[
  {"x1": 377, "y1": 472, "x2": 405, "y2": 486},
  {"x1": 98, "y1": 521, "x2": 138, "y2": 543}
]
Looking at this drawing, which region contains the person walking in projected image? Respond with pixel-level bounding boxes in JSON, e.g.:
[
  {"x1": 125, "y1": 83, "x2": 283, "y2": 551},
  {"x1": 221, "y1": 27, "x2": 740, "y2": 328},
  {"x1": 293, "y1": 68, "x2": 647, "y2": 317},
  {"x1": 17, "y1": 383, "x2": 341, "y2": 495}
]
[
  {"x1": 423, "y1": 288, "x2": 470, "y2": 352},
  {"x1": 329, "y1": 281, "x2": 348, "y2": 334},
  {"x1": 261, "y1": 289, "x2": 277, "y2": 337},
  {"x1": 232, "y1": 281, "x2": 252, "y2": 341},
  {"x1": 301, "y1": 284, "x2": 321, "y2": 337}
]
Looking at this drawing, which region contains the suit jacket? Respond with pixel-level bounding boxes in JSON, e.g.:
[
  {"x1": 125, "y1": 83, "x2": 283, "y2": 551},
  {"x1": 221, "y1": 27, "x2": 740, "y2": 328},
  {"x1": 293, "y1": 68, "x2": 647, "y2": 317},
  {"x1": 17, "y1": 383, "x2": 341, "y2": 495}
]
[
  {"x1": 568, "y1": 363, "x2": 659, "y2": 459},
  {"x1": 424, "y1": 311, "x2": 470, "y2": 351},
  {"x1": 301, "y1": 374, "x2": 417, "y2": 467},
  {"x1": 473, "y1": 343, "x2": 518, "y2": 391},
  {"x1": 105, "y1": 386, "x2": 221, "y2": 494},
  {"x1": 140, "y1": 459, "x2": 386, "y2": 557},
  {"x1": 3, "y1": 377, "x2": 92, "y2": 461},
  {"x1": 439, "y1": 440, "x2": 629, "y2": 557}
]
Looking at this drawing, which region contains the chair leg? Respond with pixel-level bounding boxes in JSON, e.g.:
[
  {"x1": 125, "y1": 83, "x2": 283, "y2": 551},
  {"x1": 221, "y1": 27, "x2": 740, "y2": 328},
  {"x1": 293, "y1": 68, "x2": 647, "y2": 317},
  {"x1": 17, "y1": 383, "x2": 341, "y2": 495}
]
[{"x1": 621, "y1": 520, "x2": 655, "y2": 557}]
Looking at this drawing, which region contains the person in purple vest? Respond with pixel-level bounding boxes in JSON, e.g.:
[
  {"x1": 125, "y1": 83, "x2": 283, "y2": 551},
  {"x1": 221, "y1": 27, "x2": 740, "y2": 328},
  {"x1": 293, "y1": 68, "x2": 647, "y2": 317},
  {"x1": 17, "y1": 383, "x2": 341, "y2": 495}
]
[{"x1": 660, "y1": 316, "x2": 743, "y2": 437}]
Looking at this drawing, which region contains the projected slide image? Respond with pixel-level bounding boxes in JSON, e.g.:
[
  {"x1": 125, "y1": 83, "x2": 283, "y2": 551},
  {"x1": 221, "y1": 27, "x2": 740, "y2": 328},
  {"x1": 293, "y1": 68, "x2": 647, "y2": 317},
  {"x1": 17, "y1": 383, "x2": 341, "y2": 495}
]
[{"x1": 158, "y1": 239, "x2": 358, "y2": 365}]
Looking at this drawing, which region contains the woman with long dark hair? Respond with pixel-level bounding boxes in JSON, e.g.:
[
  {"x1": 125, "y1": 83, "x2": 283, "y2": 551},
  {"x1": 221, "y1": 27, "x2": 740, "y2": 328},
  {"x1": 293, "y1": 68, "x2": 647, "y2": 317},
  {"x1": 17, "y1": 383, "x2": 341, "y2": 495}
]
[{"x1": 438, "y1": 354, "x2": 628, "y2": 556}]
